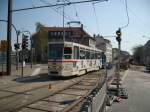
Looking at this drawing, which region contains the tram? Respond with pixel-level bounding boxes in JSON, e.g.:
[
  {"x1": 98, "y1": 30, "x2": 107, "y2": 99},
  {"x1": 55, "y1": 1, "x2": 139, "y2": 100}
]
[{"x1": 48, "y1": 41, "x2": 102, "y2": 77}]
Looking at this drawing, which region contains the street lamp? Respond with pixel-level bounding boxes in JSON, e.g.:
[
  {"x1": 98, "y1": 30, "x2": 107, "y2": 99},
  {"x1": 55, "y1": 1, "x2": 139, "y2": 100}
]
[{"x1": 57, "y1": 0, "x2": 68, "y2": 42}]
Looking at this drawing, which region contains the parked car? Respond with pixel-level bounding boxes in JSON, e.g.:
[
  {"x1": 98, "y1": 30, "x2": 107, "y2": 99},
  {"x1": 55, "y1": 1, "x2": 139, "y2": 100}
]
[{"x1": 146, "y1": 64, "x2": 150, "y2": 71}]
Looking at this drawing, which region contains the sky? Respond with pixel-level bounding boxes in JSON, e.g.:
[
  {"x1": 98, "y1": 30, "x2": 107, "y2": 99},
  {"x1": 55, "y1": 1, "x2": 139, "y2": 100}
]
[{"x1": 0, "y1": 0, "x2": 150, "y2": 54}]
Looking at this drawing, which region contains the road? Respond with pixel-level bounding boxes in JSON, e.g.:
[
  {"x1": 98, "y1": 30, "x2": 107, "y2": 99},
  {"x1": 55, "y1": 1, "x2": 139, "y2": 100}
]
[
  {"x1": 0, "y1": 64, "x2": 114, "y2": 112},
  {"x1": 111, "y1": 69, "x2": 150, "y2": 112},
  {"x1": 0, "y1": 69, "x2": 105, "y2": 112}
]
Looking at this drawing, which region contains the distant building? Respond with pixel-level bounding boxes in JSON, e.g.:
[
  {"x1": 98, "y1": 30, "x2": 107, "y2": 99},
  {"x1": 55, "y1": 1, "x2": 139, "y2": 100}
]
[
  {"x1": 112, "y1": 48, "x2": 118, "y2": 62},
  {"x1": 144, "y1": 40, "x2": 150, "y2": 65},
  {"x1": 32, "y1": 25, "x2": 96, "y2": 63},
  {"x1": 0, "y1": 40, "x2": 7, "y2": 63},
  {"x1": 112, "y1": 48, "x2": 130, "y2": 62},
  {"x1": 0, "y1": 40, "x2": 7, "y2": 52},
  {"x1": 95, "y1": 36, "x2": 112, "y2": 63}
]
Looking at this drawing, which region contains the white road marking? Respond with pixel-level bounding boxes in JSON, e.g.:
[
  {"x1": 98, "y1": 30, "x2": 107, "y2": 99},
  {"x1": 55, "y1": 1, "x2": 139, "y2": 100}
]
[
  {"x1": 122, "y1": 70, "x2": 129, "y2": 82},
  {"x1": 30, "y1": 68, "x2": 41, "y2": 76}
]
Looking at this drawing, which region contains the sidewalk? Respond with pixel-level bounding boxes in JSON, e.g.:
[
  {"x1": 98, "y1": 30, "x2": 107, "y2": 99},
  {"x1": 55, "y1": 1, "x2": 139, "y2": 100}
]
[{"x1": 0, "y1": 64, "x2": 48, "y2": 89}]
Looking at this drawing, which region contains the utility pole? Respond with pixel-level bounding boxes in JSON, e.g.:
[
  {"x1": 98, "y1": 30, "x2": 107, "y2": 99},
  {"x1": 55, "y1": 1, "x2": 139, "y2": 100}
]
[
  {"x1": 16, "y1": 31, "x2": 20, "y2": 70},
  {"x1": 57, "y1": 0, "x2": 66, "y2": 42},
  {"x1": 7, "y1": 0, "x2": 12, "y2": 76},
  {"x1": 0, "y1": 20, "x2": 19, "y2": 71},
  {"x1": 63, "y1": 4, "x2": 65, "y2": 42},
  {"x1": 60, "y1": 0, "x2": 66, "y2": 42},
  {"x1": 30, "y1": 36, "x2": 33, "y2": 68},
  {"x1": 116, "y1": 28, "x2": 122, "y2": 96}
]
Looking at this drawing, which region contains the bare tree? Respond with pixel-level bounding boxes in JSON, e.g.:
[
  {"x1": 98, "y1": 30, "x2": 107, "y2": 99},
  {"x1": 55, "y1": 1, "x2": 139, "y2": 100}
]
[
  {"x1": 132, "y1": 45, "x2": 144, "y2": 65},
  {"x1": 35, "y1": 22, "x2": 45, "y2": 32}
]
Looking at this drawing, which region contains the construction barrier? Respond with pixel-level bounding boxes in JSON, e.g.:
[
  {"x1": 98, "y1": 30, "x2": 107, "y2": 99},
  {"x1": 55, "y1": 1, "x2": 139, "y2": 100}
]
[{"x1": 81, "y1": 82, "x2": 107, "y2": 112}]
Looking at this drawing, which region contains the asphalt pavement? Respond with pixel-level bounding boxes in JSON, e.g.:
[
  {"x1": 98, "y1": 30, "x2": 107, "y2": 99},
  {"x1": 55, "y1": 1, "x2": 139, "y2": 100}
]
[{"x1": 111, "y1": 69, "x2": 150, "y2": 112}]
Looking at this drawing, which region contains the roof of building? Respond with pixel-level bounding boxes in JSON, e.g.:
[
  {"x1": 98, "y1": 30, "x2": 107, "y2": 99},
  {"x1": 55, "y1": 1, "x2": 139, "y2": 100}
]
[
  {"x1": 44, "y1": 26, "x2": 91, "y2": 37},
  {"x1": 95, "y1": 36, "x2": 111, "y2": 44}
]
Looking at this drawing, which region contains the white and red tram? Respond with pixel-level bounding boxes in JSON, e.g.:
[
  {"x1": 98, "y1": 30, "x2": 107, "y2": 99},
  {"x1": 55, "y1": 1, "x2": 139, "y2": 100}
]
[{"x1": 48, "y1": 41, "x2": 102, "y2": 77}]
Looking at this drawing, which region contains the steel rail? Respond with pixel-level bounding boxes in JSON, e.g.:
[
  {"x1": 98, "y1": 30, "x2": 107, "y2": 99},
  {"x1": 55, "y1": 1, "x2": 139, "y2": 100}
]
[{"x1": 15, "y1": 70, "x2": 105, "y2": 112}]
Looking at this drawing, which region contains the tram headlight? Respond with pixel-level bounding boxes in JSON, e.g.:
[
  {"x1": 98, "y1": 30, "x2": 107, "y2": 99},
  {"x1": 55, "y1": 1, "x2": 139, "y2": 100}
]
[{"x1": 48, "y1": 65, "x2": 63, "y2": 71}]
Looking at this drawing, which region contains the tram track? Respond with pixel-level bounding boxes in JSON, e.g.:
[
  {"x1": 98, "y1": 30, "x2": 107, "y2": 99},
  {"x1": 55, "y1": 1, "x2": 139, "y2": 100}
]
[
  {"x1": 0, "y1": 71, "x2": 93, "y2": 112},
  {"x1": 0, "y1": 77, "x2": 65, "y2": 100},
  {"x1": 0, "y1": 73, "x2": 79, "y2": 100},
  {"x1": 14, "y1": 70, "x2": 105, "y2": 112}
]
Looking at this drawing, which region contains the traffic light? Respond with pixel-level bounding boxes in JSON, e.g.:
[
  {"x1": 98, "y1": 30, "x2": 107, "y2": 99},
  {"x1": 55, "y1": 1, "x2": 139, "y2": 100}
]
[
  {"x1": 22, "y1": 34, "x2": 28, "y2": 49},
  {"x1": 14, "y1": 43, "x2": 20, "y2": 50},
  {"x1": 116, "y1": 28, "x2": 122, "y2": 42}
]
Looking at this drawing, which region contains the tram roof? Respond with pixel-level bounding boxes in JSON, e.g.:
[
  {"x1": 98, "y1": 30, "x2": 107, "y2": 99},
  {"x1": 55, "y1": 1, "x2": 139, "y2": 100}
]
[{"x1": 48, "y1": 41, "x2": 102, "y2": 52}]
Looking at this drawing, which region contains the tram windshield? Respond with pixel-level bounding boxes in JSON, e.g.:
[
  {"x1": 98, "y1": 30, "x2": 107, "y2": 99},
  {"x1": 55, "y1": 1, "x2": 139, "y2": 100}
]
[{"x1": 48, "y1": 44, "x2": 63, "y2": 59}]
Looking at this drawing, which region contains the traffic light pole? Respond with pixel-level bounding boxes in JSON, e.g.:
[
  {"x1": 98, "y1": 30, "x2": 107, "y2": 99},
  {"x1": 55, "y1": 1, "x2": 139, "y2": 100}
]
[
  {"x1": 7, "y1": 0, "x2": 12, "y2": 76},
  {"x1": 16, "y1": 31, "x2": 19, "y2": 70},
  {"x1": 116, "y1": 41, "x2": 121, "y2": 96},
  {"x1": 115, "y1": 28, "x2": 121, "y2": 96},
  {"x1": 30, "y1": 37, "x2": 33, "y2": 68},
  {"x1": 21, "y1": 49, "x2": 24, "y2": 77},
  {"x1": 22, "y1": 31, "x2": 32, "y2": 68}
]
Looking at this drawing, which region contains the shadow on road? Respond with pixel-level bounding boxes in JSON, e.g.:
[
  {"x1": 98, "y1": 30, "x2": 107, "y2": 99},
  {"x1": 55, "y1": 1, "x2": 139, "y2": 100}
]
[
  {"x1": 13, "y1": 73, "x2": 78, "y2": 83},
  {"x1": 142, "y1": 70, "x2": 150, "y2": 74}
]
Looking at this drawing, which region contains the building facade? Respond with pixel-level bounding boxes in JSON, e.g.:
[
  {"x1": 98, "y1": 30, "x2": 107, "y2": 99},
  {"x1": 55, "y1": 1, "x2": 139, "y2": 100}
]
[
  {"x1": 95, "y1": 36, "x2": 112, "y2": 63},
  {"x1": 144, "y1": 40, "x2": 150, "y2": 66},
  {"x1": 32, "y1": 25, "x2": 95, "y2": 63}
]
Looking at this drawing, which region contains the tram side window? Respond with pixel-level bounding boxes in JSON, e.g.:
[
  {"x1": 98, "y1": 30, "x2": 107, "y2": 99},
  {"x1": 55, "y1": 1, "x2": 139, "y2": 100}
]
[
  {"x1": 74, "y1": 46, "x2": 79, "y2": 59},
  {"x1": 64, "y1": 47, "x2": 72, "y2": 59},
  {"x1": 98, "y1": 53, "x2": 101, "y2": 59},
  {"x1": 95, "y1": 52, "x2": 98, "y2": 59},
  {"x1": 86, "y1": 50, "x2": 90, "y2": 59},
  {"x1": 90, "y1": 51, "x2": 95, "y2": 59},
  {"x1": 80, "y1": 49, "x2": 85, "y2": 59}
]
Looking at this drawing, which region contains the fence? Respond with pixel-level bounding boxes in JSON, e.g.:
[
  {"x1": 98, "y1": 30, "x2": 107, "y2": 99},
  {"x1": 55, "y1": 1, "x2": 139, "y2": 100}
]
[
  {"x1": 81, "y1": 81, "x2": 107, "y2": 112},
  {"x1": 0, "y1": 52, "x2": 6, "y2": 75},
  {"x1": 0, "y1": 52, "x2": 16, "y2": 76}
]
